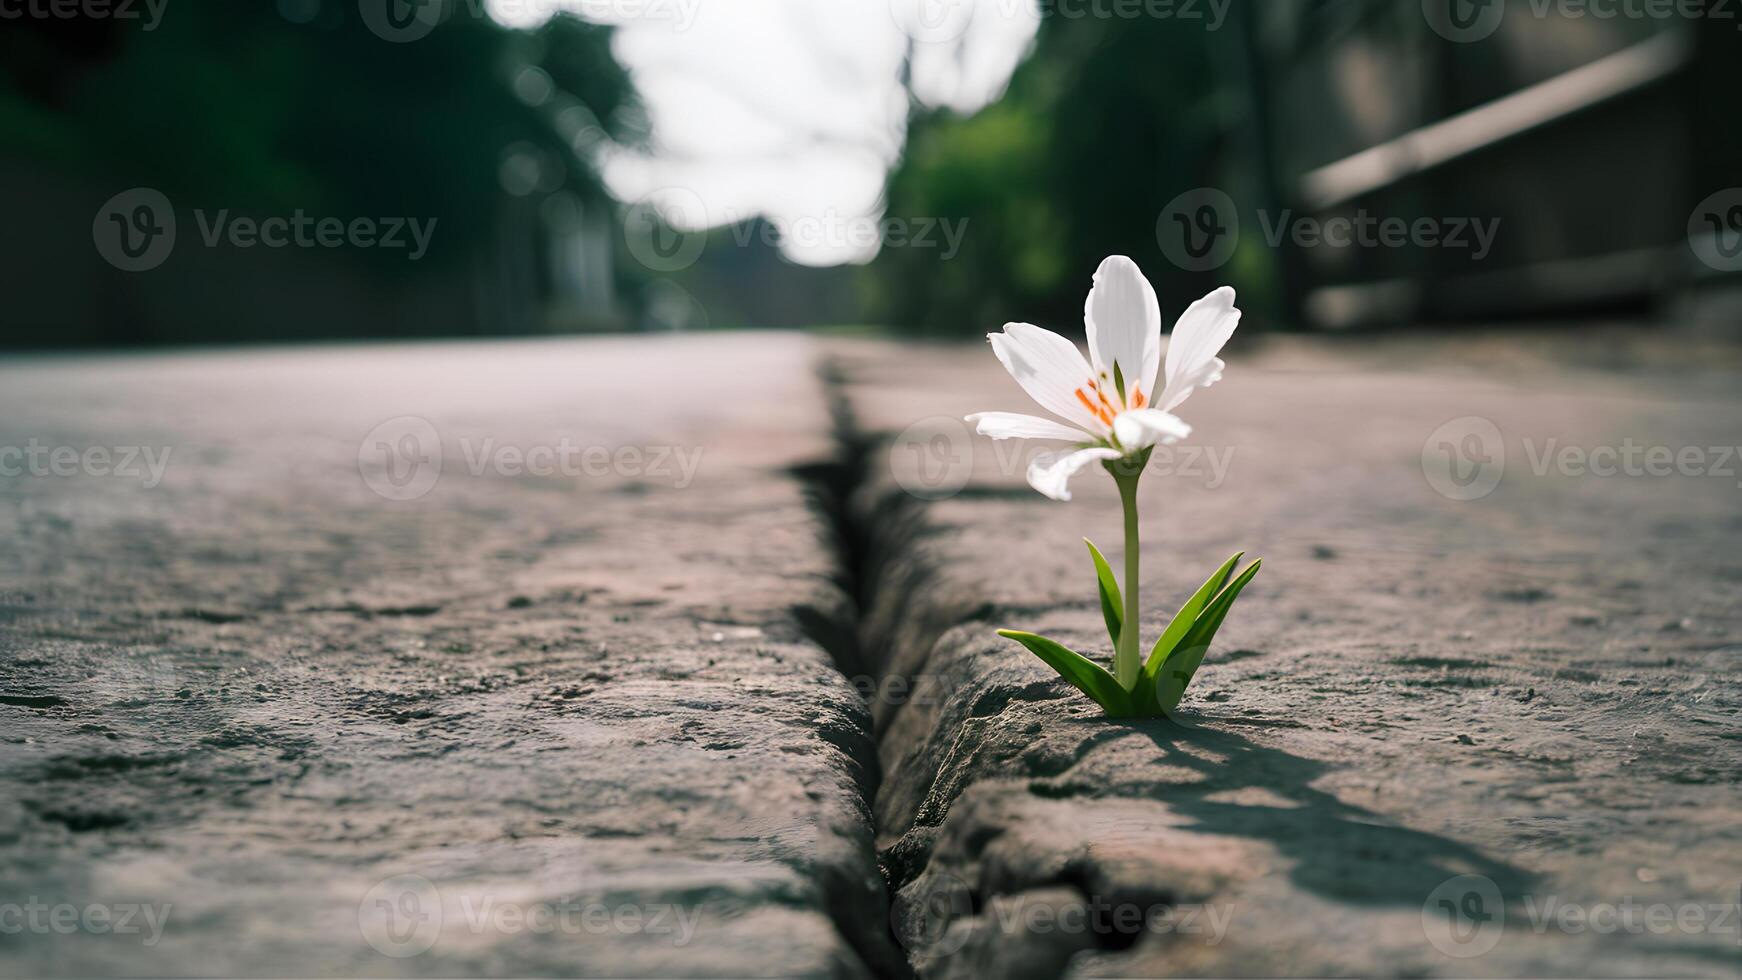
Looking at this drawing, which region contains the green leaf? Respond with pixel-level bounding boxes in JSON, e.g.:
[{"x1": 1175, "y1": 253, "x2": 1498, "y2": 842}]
[
  {"x1": 1141, "y1": 552, "x2": 1244, "y2": 686},
  {"x1": 997, "y1": 630, "x2": 1135, "y2": 717},
  {"x1": 1084, "y1": 538, "x2": 1122, "y2": 649},
  {"x1": 1155, "y1": 559, "x2": 1263, "y2": 715}
]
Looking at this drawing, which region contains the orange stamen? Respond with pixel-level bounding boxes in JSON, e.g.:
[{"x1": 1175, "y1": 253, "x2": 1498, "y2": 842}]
[{"x1": 1075, "y1": 388, "x2": 1113, "y2": 426}]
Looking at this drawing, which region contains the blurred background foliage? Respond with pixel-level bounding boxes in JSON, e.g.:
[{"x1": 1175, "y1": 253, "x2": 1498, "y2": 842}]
[
  {"x1": 1, "y1": 4, "x2": 639, "y2": 264},
  {"x1": 0, "y1": 3, "x2": 643, "y2": 343},
  {"x1": 869, "y1": 5, "x2": 1741, "y2": 337},
  {"x1": 864, "y1": 11, "x2": 1280, "y2": 335},
  {"x1": 1, "y1": 1, "x2": 1737, "y2": 347}
]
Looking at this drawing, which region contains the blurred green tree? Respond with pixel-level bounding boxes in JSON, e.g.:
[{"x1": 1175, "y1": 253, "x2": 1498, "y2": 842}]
[
  {"x1": 868, "y1": 11, "x2": 1280, "y2": 337},
  {"x1": 0, "y1": 3, "x2": 640, "y2": 341}
]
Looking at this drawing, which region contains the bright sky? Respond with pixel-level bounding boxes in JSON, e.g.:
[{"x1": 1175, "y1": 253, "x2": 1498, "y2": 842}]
[{"x1": 486, "y1": 0, "x2": 1040, "y2": 265}]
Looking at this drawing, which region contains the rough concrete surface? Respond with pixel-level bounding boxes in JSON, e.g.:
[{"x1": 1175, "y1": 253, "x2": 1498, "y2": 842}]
[
  {"x1": 0, "y1": 335, "x2": 900, "y2": 978},
  {"x1": 4, "y1": 328, "x2": 1740, "y2": 980},
  {"x1": 832, "y1": 329, "x2": 1742, "y2": 978}
]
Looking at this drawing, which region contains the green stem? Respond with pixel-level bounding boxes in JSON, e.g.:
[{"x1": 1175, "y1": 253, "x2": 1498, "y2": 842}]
[{"x1": 1114, "y1": 468, "x2": 1142, "y2": 690}]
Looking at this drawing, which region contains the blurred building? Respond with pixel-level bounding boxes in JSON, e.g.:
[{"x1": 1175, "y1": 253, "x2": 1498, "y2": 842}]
[{"x1": 1251, "y1": 1, "x2": 1742, "y2": 329}]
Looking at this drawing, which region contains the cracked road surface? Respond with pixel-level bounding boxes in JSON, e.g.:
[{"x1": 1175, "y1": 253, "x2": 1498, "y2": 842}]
[
  {"x1": 0, "y1": 335, "x2": 900, "y2": 978},
  {"x1": 833, "y1": 329, "x2": 1742, "y2": 978},
  {"x1": 4, "y1": 329, "x2": 1740, "y2": 978}
]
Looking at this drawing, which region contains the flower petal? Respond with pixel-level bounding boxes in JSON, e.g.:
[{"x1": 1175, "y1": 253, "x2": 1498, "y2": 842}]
[
  {"x1": 1111, "y1": 408, "x2": 1193, "y2": 451},
  {"x1": 965, "y1": 412, "x2": 1092, "y2": 443},
  {"x1": 1083, "y1": 256, "x2": 1161, "y2": 404},
  {"x1": 1159, "y1": 286, "x2": 1241, "y2": 412},
  {"x1": 988, "y1": 323, "x2": 1104, "y2": 432},
  {"x1": 1027, "y1": 446, "x2": 1121, "y2": 502}
]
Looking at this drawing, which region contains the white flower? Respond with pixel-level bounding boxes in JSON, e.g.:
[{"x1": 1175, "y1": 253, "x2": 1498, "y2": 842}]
[{"x1": 965, "y1": 256, "x2": 1241, "y2": 501}]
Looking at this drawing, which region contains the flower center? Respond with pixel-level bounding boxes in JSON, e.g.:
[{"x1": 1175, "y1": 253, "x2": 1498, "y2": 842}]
[{"x1": 1075, "y1": 370, "x2": 1144, "y2": 427}]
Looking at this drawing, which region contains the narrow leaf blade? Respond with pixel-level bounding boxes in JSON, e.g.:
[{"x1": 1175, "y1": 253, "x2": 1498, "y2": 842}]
[
  {"x1": 1141, "y1": 552, "x2": 1244, "y2": 684},
  {"x1": 998, "y1": 630, "x2": 1134, "y2": 717},
  {"x1": 1084, "y1": 538, "x2": 1122, "y2": 649},
  {"x1": 1156, "y1": 559, "x2": 1263, "y2": 714}
]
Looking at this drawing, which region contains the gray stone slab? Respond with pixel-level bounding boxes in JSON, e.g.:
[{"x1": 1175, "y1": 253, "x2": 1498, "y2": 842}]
[
  {"x1": 833, "y1": 331, "x2": 1742, "y2": 978},
  {"x1": 0, "y1": 335, "x2": 898, "y2": 978}
]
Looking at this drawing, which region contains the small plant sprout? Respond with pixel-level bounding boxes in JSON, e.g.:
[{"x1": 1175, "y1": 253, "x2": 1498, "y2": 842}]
[{"x1": 964, "y1": 256, "x2": 1261, "y2": 719}]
